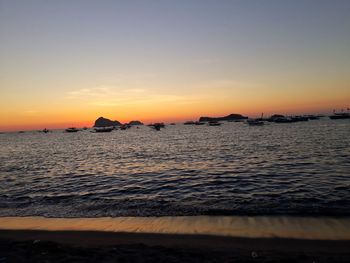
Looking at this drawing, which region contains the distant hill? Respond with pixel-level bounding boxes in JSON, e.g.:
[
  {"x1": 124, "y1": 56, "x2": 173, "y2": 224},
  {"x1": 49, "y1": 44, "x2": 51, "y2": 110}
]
[
  {"x1": 129, "y1": 120, "x2": 144, "y2": 126},
  {"x1": 94, "y1": 117, "x2": 121, "y2": 127},
  {"x1": 199, "y1": 114, "x2": 248, "y2": 122}
]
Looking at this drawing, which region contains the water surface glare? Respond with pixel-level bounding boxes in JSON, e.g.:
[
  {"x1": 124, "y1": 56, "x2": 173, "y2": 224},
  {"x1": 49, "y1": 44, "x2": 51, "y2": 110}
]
[{"x1": 0, "y1": 119, "x2": 349, "y2": 217}]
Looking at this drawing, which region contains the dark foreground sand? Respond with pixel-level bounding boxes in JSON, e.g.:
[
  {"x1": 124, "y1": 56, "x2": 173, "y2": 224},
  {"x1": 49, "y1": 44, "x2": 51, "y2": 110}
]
[{"x1": 1, "y1": 230, "x2": 350, "y2": 263}]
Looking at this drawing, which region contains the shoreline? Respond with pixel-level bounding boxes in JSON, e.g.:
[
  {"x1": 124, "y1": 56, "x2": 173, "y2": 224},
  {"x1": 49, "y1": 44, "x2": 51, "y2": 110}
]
[
  {"x1": 1, "y1": 215, "x2": 350, "y2": 240},
  {"x1": 1, "y1": 216, "x2": 350, "y2": 262}
]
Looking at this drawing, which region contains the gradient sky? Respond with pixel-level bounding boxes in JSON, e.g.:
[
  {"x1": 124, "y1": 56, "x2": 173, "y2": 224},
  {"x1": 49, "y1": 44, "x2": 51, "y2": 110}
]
[{"x1": 1, "y1": 0, "x2": 349, "y2": 130}]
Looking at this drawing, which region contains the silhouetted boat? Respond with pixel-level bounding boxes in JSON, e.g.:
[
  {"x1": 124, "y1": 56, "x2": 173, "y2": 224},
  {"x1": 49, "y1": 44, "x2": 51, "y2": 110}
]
[
  {"x1": 266, "y1": 114, "x2": 285, "y2": 122},
  {"x1": 329, "y1": 109, "x2": 350, "y2": 120},
  {"x1": 94, "y1": 127, "x2": 114, "y2": 132},
  {"x1": 247, "y1": 113, "x2": 265, "y2": 125},
  {"x1": 291, "y1": 116, "x2": 309, "y2": 122},
  {"x1": 148, "y1": 123, "x2": 165, "y2": 127},
  {"x1": 149, "y1": 123, "x2": 165, "y2": 131},
  {"x1": 154, "y1": 125, "x2": 161, "y2": 131},
  {"x1": 65, "y1": 127, "x2": 79, "y2": 132},
  {"x1": 184, "y1": 121, "x2": 195, "y2": 125},
  {"x1": 42, "y1": 128, "x2": 50, "y2": 133},
  {"x1": 269, "y1": 114, "x2": 318, "y2": 122},
  {"x1": 329, "y1": 113, "x2": 350, "y2": 119},
  {"x1": 247, "y1": 119, "x2": 264, "y2": 126},
  {"x1": 152, "y1": 123, "x2": 163, "y2": 130},
  {"x1": 120, "y1": 124, "x2": 131, "y2": 130},
  {"x1": 194, "y1": 121, "x2": 205, "y2": 125},
  {"x1": 208, "y1": 121, "x2": 221, "y2": 126},
  {"x1": 274, "y1": 117, "x2": 294, "y2": 123},
  {"x1": 304, "y1": 115, "x2": 319, "y2": 120}
]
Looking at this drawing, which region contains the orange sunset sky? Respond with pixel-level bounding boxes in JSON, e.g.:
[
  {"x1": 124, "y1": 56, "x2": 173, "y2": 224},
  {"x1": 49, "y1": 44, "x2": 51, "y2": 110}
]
[{"x1": 1, "y1": 1, "x2": 349, "y2": 131}]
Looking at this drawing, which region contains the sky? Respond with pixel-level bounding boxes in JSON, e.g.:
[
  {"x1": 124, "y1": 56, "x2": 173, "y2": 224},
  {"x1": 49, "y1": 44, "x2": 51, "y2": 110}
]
[{"x1": 1, "y1": 0, "x2": 349, "y2": 130}]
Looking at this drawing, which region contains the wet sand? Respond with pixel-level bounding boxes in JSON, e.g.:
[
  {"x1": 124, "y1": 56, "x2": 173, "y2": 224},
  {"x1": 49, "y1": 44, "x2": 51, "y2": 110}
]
[
  {"x1": 1, "y1": 230, "x2": 350, "y2": 262},
  {"x1": 1, "y1": 216, "x2": 350, "y2": 262}
]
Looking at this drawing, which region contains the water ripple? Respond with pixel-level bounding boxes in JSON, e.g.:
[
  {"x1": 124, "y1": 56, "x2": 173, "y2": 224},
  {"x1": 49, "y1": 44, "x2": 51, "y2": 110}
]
[{"x1": 0, "y1": 119, "x2": 349, "y2": 217}]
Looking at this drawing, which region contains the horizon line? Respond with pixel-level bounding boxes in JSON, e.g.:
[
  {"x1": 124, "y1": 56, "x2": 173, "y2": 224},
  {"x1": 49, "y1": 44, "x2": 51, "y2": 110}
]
[{"x1": 0, "y1": 109, "x2": 345, "y2": 132}]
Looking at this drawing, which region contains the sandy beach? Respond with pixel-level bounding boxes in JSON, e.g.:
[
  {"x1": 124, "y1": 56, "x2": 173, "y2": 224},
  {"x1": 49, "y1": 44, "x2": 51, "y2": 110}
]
[
  {"x1": 1, "y1": 216, "x2": 350, "y2": 262},
  {"x1": 1, "y1": 230, "x2": 350, "y2": 262}
]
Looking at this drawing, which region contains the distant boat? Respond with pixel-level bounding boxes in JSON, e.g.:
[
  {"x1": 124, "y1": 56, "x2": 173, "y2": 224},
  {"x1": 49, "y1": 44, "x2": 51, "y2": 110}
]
[
  {"x1": 247, "y1": 119, "x2": 264, "y2": 126},
  {"x1": 149, "y1": 123, "x2": 165, "y2": 131},
  {"x1": 304, "y1": 115, "x2": 319, "y2": 120},
  {"x1": 42, "y1": 128, "x2": 50, "y2": 133},
  {"x1": 94, "y1": 127, "x2": 114, "y2": 132},
  {"x1": 227, "y1": 119, "x2": 246, "y2": 123},
  {"x1": 120, "y1": 124, "x2": 131, "y2": 130},
  {"x1": 266, "y1": 114, "x2": 285, "y2": 122},
  {"x1": 194, "y1": 121, "x2": 205, "y2": 125},
  {"x1": 329, "y1": 113, "x2": 350, "y2": 119},
  {"x1": 247, "y1": 113, "x2": 265, "y2": 125},
  {"x1": 290, "y1": 116, "x2": 309, "y2": 122},
  {"x1": 208, "y1": 121, "x2": 221, "y2": 126},
  {"x1": 274, "y1": 117, "x2": 294, "y2": 123},
  {"x1": 169, "y1": 123, "x2": 176, "y2": 125},
  {"x1": 329, "y1": 109, "x2": 350, "y2": 120},
  {"x1": 65, "y1": 127, "x2": 79, "y2": 133},
  {"x1": 184, "y1": 121, "x2": 195, "y2": 125}
]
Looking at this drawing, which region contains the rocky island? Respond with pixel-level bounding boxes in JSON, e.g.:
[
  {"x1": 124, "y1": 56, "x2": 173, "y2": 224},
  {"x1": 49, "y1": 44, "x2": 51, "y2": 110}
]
[
  {"x1": 128, "y1": 120, "x2": 144, "y2": 126},
  {"x1": 199, "y1": 113, "x2": 248, "y2": 122},
  {"x1": 94, "y1": 117, "x2": 121, "y2": 127},
  {"x1": 94, "y1": 117, "x2": 144, "y2": 127}
]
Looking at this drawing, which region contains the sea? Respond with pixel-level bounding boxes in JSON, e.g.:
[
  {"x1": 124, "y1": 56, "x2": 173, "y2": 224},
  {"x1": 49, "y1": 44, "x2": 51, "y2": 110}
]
[{"x1": 0, "y1": 118, "x2": 349, "y2": 218}]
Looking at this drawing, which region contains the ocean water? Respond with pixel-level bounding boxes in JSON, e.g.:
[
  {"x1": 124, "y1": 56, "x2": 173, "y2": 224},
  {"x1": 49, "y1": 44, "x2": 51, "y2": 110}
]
[{"x1": 0, "y1": 119, "x2": 349, "y2": 217}]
